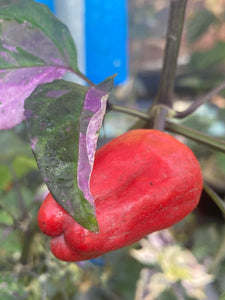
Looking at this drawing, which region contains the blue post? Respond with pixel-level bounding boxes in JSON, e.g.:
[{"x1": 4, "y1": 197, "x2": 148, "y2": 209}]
[{"x1": 85, "y1": 0, "x2": 128, "y2": 85}]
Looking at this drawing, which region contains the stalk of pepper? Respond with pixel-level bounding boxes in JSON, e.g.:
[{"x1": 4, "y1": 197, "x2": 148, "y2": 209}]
[{"x1": 38, "y1": 129, "x2": 203, "y2": 261}]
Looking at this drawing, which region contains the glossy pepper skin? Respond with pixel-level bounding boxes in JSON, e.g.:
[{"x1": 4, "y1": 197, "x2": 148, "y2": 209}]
[{"x1": 38, "y1": 129, "x2": 203, "y2": 262}]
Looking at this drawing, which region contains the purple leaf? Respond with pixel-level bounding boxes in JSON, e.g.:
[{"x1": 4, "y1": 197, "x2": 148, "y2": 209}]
[
  {"x1": 0, "y1": 0, "x2": 80, "y2": 130},
  {"x1": 78, "y1": 87, "x2": 108, "y2": 207},
  {"x1": 0, "y1": 67, "x2": 66, "y2": 129}
]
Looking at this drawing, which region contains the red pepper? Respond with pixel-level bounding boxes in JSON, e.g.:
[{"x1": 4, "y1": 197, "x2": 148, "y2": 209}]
[{"x1": 38, "y1": 129, "x2": 203, "y2": 261}]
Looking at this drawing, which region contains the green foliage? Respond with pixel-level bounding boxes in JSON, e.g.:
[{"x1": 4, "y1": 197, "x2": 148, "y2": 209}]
[
  {"x1": 187, "y1": 8, "x2": 216, "y2": 43},
  {"x1": 0, "y1": 130, "x2": 38, "y2": 193},
  {"x1": 0, "y1": 165, "x2": 12, "y2": 190},
  {"x1": 13, "y1": 155, "x2": 37, "y2": 178},
  {"x1": 0, "y1": 131, "x2": 32, "y2": 161},
  {"x1": 190, "y1": 42, "x2": 225, "y2": 71},
  {"x1": 0, "y1": 275, "x2": 27, "y2": 300},
  {"x1": 219, "y1": 292, "x2": 225, "y2": 300},
  {"x1": 0, "y1": 0, "x2": 79, "y2": 72},
  {"x1": 25, "y1": 76, "x2": 114, "y2": 232},
  {"x1": 24, "y1": 80, "x2": 97, "y2": 231},
  {"x1": 216, "y1": 153, "x2": 225, "y2": 173}
]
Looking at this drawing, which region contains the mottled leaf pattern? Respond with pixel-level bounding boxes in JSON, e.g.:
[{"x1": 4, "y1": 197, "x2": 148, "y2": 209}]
[
  {"x1": 24, "y1": 77, "x2": 114, "y2": 231},
  {"x1": 0, "y1": 0, "x2": 79, "y2": 129}
]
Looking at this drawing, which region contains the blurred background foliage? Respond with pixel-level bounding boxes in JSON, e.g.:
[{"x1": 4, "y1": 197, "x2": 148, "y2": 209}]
[{"x1": 1, "y1": 0, "x2": 225, "y2": 299}]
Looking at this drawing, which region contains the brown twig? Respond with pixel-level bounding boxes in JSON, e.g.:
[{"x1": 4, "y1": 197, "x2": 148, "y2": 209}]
[
  {"x1": 175, "y1": 80, "x2": 225, "y2": 118},
  {"x1": 154, "y1": 0, "x2": 188, "y2": 109}
]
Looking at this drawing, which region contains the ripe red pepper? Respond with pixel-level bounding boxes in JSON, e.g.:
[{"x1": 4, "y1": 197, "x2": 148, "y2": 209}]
[{"x1": 38, "y1": 129, "x2": 203, "y2": 261}]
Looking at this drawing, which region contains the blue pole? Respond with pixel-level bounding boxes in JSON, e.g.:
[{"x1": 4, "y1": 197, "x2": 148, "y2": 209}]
[{"x1": 85, "y1": 0, "x2": 128, "y2": 84}]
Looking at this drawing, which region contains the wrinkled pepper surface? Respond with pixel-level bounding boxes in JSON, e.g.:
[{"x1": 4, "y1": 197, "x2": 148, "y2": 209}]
[{"x1": 38, "y1": 129, "x2": 203, "y2": 261}]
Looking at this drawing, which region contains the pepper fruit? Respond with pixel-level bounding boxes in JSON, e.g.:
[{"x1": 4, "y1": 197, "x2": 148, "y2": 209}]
[{"x1": 38, "y1": 129, "x2": 203, "y2": 261}]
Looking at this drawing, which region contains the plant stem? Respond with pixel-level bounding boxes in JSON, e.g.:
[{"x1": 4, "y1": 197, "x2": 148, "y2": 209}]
[
  {"x1": 154, "y1": 0, "x2": 187, "y2": 108},
  {"x1": 155, "y1": 0, "x2": 187, "y2": 130},
  {"x1": 69, "y1": 68, "x2": 95, "y2": 86},
  {"x1": 208, "y1": 227, "x2": 225, "y2": 273},
  {"x1": 20, "y1": 221, "x2": 38, "y2": 265},
  {"x1": 153, "y1": 107, "x2": 170, "y2": 131},
  {"x1": 10, "y1": 165, "x2": 28, "y2": 219},
  {"x1": 109, "y1": 103, "x2": 225, "y2": 153},
  {"x1": 203, "y1": 183, "x2": 225, "y2": 219},
  {"x1": 175, "y1": 80, "x2": 225, "y2": 118},
  {"x1": 77, "y1": 72, "x2": 95, "y2": 86},
  {"x1": 166, "y1": 120, "x2": 225, "y2": 152},
  {"x1": 108, "y1": 104, "x2": 149, "y2": 121},
  {"x1": 133, "y1": 0, "x2": 188, "y2": 130}
]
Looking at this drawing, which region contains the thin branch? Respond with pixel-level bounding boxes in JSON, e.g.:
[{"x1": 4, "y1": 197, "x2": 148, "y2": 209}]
[
  {"x1": 150, "y1": 0, "x2": 188, "y2": 131},
  {"x1": 166, "y1": 120, "x2": 225, "y2": 152},
  {"x1": 68, "y1": 68, "x2": 95, "y2": 86},
  {"x1": 175, "y1": 80, "x2": 225, "y2": 118},
  {"x1": 10, "y1": 165, "x2": 28, "y2": 219},
  {"x1": 20, "y1": 221, "x2": 38, "y2": 265},
  {"x1": 76, "y1": 72, "x2": 95, "y2": 86},
  {"x1": 108, "y1": 103, "x2": 149, "y2": 121},
  {"x1": 154, "y1": 0, "x2": 188, "y2": 108},
  {"x1": 203, "y1": 183, "x2": 225, "y2": 220},
  {"x1": 208, "y1": 227, "x2": 225, "y2": 273},
  {"x1": 109, "y1": 103, "x2": 225, "y2": 153},
  {"x1": 131, "y1": 0, "x2": 188, "y2": 130}
]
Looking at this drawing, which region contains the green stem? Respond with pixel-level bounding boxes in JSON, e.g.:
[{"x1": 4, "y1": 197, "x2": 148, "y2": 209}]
[
  {"x1": 20, "y1": 221, "x2": 38, "y2": 265},
  {"x1": 133, "y1": 0, "x2": 188, "y2": 130},
  {"x1": 109, "y1": 103, "x2": 225, "y2": 153},
  {"x1": 69, "y1": 68, "x2": 95, "y2": 86},
  {"x1": 166, "y1": 120, "x2": 225, "y2": 152},
  {"x1": 108, "y1": 104, "x2": 149, "y2": 121},
  {"x1": 203, "y1": 183, "x2": 225, "y2": 219},
  {"x1": 77, "y1": 72, "x2": 95, "y2": 86},
  {"x1": 10, "y1": 165, "x2": 28, "y2": 219}
]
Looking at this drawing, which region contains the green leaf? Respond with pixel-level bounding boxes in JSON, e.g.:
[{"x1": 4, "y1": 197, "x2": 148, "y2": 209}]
[
  {"x1": 0, "y1": 131, "x2": 31, "y2": 162},
  {"x1": 190, "y1": 42, "x2": 225, "y2": 71},
  {"x1": 0, "y1": 165, "x2": 12, "y2": 191},
  {"x1": 24, "y1": 78, "x2": 113, "y2": 232},
  {"x1": 187, "y1": 9, "x2": 216, "y2": 43},
  {"x1": 0, "y1": 274, "x2": 27, "y2": 300},
  {"x1": 0, "y1": 210, "x2": 13, "y2": 225},
  {"x1": 0, "y1": 0, "x2": 78, "y2": 71},
  {"x1": 13, "y1": 155, "x2": 37, "y2": 178},
  {"x1": 216, "y1": 153, "x2": 225, "y2": 174}
]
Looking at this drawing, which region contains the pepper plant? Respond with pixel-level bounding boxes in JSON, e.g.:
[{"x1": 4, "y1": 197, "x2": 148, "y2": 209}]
[{"x1": 0, "y1": 0, "x2": 225, "y2": 266}]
